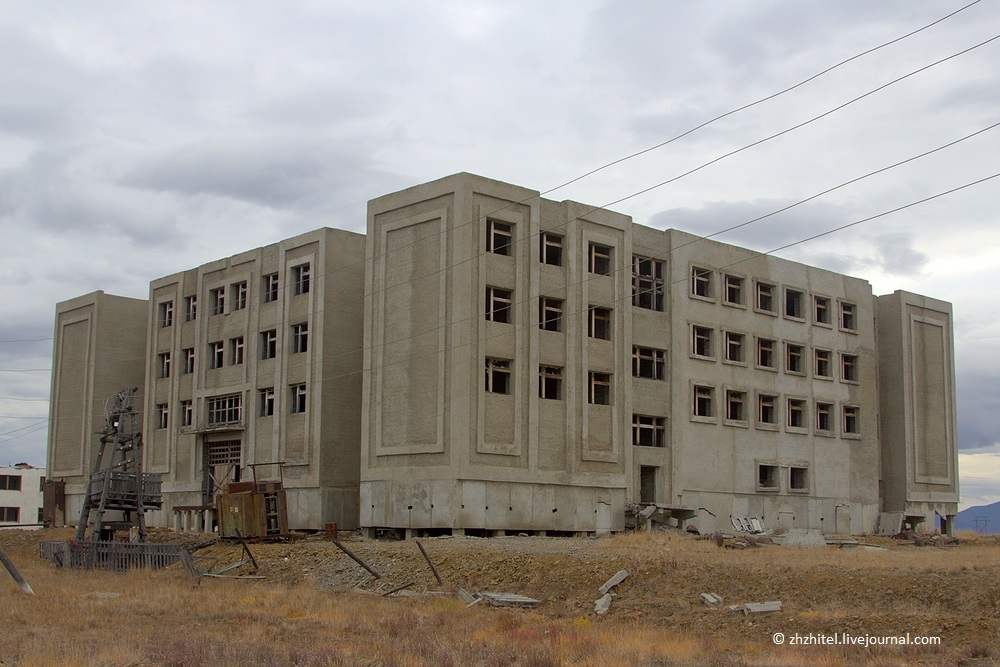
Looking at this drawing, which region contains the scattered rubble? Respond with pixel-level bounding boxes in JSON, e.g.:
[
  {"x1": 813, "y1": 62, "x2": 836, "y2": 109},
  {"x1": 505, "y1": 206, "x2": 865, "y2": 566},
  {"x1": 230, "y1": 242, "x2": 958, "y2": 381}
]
[
  {"x1": 700, "y1": 592, "x2": 724, "y2": 608},
  {"x1": 730, "y1": 601, "x2": 783, "y2": 615}
]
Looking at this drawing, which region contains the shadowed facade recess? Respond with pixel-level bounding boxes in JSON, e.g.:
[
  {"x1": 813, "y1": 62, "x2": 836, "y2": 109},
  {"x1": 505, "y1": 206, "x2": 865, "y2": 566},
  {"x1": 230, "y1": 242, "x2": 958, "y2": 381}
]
[{"x1": 47, "y1": 173, "x2": 959, "y2": 536}]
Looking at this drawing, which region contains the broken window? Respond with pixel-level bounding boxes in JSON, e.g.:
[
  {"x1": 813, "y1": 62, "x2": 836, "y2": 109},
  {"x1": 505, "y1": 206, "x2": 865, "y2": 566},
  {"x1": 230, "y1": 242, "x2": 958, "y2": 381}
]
[
  {"x1": 725, "y1": 331, "x2": 745, "y2": 363},
  {"x1": 840, "y1": 301, "x2": 857, "y2": 331},
  {"x1": 814, "y1": 295, "x2": 831, "y2": 325},
  {"x1": 486, "y1": 287, "x2": 513, "y2": 324},
  {"x1": 260, "y1": 330, "x2": 277, "y2": 360},
  {"x1": 693, "y1": 385, "x2": 714, "y2": 418},
  {"x1": 158, "y1": 352, "x2": 171, "y2": 379},
  {"x1": 726, "y1": 390, "x2": 747, "y2": 422},
  {"x1": 758, "y1": 394, "x2": 777, "y2": 425},
  {"x1": 539, "y1": 297, "x2": 563, "y2": 332},
  {"x1": 632, "y1": 414, "x2": 665, "y2": 447},
  {"x1": 540, "y1": 232, "x2": 562, "y2": 266},
  {"x1": 786, "y1": 343, "x2": 804, "y2": 374},
  {"x1": 180, "y1": 400, "x2": 193, "y2": 427},
  {"x1": 757, "y1": 337, "x2": 776, "y2": 369},
  {"x1": 539, "y1": 365, "x2": 562, "y2": 400},
  {"x1": 843, "y1": 405, "x2": 860, "y2": 435},
  {"x1": 0, "y1": 475, "x2": 22, "y2": 491},
  {"x1": 292, "y1": 323, "x2": 308, "y2": 354},
  {"x1": 692, "y1": 325, "x2": 713, "y2": 358},
  {"x1": 787, "y1": 398, "x2": 806, "y2": 429},
  {"x1": 758, "y1": 465, "x2": 779, "y2": 490},
  {"x1": 486, "y1": 219, "x2": 513, "y2": 256},
  {"x1": 785, "y1": 287, "x2": 804, "y2": 319},
  {"x1": 0, "y1": 507, "x2": 20, "y2": 522},
  {"x1": 209, "y1": 287, "x2": 225, "y2": 315},
  {"x1": 632, "y1": 346, "x2": 665, "y2": 380},
  {"x1": 207, "y1": 394, "x2": 242, "y2": 425},
  {"x1": 842, "y1": 353, "x2": 858, "y2": 382},
  {"x1": 156, "y1": 403, "x2": 168, "y2": 429},
  {"x1": 485, "y1": 358, "x2": 512, "y2": 394},
  {"x1": 588, "y1": 306, "x2": 612, "y2": 340},
  {"x1": 589, "y1": 243, "x2": 612, "y2": 276},
  {"x1": 159, "y1": 301, "x2": 173, "y2": 328},
  {"x1": 262, "y1": 273, "x2": 279, "y2": 303},
  {"x1": 691, "y1": 266, "x2": 713, "y2": 299},
  {"x1": 632, "y1": 256, "x2": 664, "y2": 311},
  {"x1": 589, "y1": 372, "x2": 612, "y2": 405},
  {"x1": 292, "y1": 263, "x2": 310, "y2": 296},
  {"x1": 209, "y1": 341, "x2": 224, "y2": 369},
  {"x1": 756, "y1": 281, "x2": 775, "y2": 313},
  {"x1": 259, "y1": 387, "x2": 275, "y2": 417},
  {"x1": 183, "y1": 348, "x2": 195, "y2": 374},
  {"x1": 184, "y1": 295, "x2": 197, "y2": 322},
  {"x1": 724, "y1": 274, "x2": 744, "y2": 306},
  {"x1": 231, "y1": 281, "x2": 247, "y2": 311},
  {"x1": 230, "y1": 336, "x2": 245, "y2": 365},
  {"x1": 814, "y1": 349, "x2": 832, "y2": 378},
  {"x1": 290, "y1": 384, "x2": 307, "y2": 414},
  {"x1": 816, "y1": 402, "x2": 833, "y2": 432},
  {"x1": 790, "y1": 467, "x2": 808, "y2": 491}
]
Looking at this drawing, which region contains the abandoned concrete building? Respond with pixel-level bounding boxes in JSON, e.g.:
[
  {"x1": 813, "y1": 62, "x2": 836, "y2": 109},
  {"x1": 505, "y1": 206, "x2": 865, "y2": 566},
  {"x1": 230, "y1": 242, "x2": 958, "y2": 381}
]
[{"x1": 47, "y1": 172, "x2": 959, "y2": 536}]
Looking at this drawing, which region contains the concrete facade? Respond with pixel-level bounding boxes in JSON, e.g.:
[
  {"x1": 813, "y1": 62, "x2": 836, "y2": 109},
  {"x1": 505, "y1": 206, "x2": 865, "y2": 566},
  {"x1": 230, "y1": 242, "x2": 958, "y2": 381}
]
[
  {"x1": 360, "y1": 173, "x2": 957, "y2": 536},
  {"x1": 0, "y1": 464, "x2": 46, "y2": 529},
  {"x1": 46, "y1": 172, "x2": 959, "y2": 535}
]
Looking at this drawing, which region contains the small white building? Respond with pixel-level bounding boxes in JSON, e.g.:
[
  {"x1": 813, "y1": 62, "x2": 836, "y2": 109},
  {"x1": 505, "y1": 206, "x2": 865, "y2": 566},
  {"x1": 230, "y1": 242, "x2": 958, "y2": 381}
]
[{"x1": 0, "y1": 463, "x2": 45, "y2": 530}]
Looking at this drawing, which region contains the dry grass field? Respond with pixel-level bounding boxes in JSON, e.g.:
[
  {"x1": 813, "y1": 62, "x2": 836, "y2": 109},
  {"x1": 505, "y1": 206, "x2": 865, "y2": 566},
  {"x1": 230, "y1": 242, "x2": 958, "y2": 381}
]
[{"x1": 1, "y1": 527, "x2": 998, "y2": 666}]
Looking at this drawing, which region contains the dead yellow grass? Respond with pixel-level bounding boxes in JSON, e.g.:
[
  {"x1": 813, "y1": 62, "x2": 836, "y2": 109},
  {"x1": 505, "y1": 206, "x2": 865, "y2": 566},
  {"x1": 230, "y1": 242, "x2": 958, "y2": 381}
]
[{"x1": 2, "y1": 530, "x2": 998, "y2": 667}]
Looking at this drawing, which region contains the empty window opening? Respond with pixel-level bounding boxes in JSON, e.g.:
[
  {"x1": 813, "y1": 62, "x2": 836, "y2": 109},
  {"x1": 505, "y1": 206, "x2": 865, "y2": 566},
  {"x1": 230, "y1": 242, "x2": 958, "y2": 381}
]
[
  {"x1": 540, "y1": 232, "x2": 562, "y2": 266},
  {"x1": 539, "y1": 297, "x2": 563, "y2": 332},
  {"x1": 693, "y1": 385, "x2": 714, "y2": 417},
  {"x1": 292, "y1": 263, "x2": 311, "y2": 296},
  {"x1": 786, "y1": 343, "x2": 804, "y2": 374},
  {"x1": 758, "y1": 465, "x2": 779, "y2": 490},
  {"x1": 691, "y1": 266, "x2": 713, "y2": 298},
  {"x1": 589, "y1": 372, "x2": 611, "y2": 405},
  {"x1": 290, "y1": 384, "x2": 307, "y2": 414},
  {"x1": 785, "y1": 288, "x2": 804, "y2": 319},
  {"x1": 632, "y1": 256, "x2": 664, "y2": 311},
  {"x1": 485, "y1": 358, "x2": 512, "y2": 394},
  {"x1": 790, "y1": 467, "x2": 809, "y2": 491},
  {"x1": 756, "y1": 282, "x2": 775, "y2": 313},
  {"x1": 633, "y1": 414, "x2": 666, "y2": 447},
  {"x1": 262, "y1": 273, "x2": 279, "y2": 303},
  {"x1": 589, "y1": 306, "x2": 612, "y2": 340},
  {"x1": 758, "y1": 394, "x2": 777, "y2": 425},
  {"x1": 725, "y1": 331, "x2": 745, "y2": 363},
  {"x1": 0, "y1": 475, "x2": 22, "y2": 491},
  {"x1": 814, "y1": 296, "x2": 831, "y2": 325},
  {"x1": 815, "y1": 349, "x2": 832, "y2": 378},
  {"x1": 692, "y1": 325, "x2": 713, "y2": 358},
  {"x1": 632, "y1": 346, "x2": 665, "y2": 380},
  {"x1": 539, "y1": 365, "x2": 563, "y2": 400},
  {"x1": 487, "y1": 219, "x2": 513, "y2": 256},
  {"x1": 787, "y1": 399, "x2": 806, "y2": 429},
  {"x1": 486, "y1": 287, "x2": 513, "y2": 323},
  {"x1": 231, "y1": 281, "x2": 247, "y2": 311},
  {"x1": 589, "y1": 243, "x2": 613, "y2": 275}
]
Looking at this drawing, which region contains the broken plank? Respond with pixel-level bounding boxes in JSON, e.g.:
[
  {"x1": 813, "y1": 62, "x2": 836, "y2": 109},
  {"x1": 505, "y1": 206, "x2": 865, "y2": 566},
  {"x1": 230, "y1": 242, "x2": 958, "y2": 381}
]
[
  {"x1": 331, "y1": 539, "x2": 383, "y2": 579},
  {"x1": 0, "y1": 545, "x2": 34, "y2": 595},
  {"x1": 477, "y1": 591, "x2": 541, "y2": 608},
  {"x1": 415, "y1": 540, "x2": 444, "y2": 585},
  {"x1": 382, "y1": 581, "x2": 416, "y2": 596},
  {"x1": 742, "y1": 601, "x2": 783, "y2": 615},
  {"x1": 210, "y1": 558, "x2": 251, "y2": 575}
]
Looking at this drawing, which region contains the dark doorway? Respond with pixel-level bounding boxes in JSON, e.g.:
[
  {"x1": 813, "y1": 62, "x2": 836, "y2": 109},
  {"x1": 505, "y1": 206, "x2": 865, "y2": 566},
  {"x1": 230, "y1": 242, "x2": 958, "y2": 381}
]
[{"x1": 640, "y1": 466, "x2": 657, "y2": 504}]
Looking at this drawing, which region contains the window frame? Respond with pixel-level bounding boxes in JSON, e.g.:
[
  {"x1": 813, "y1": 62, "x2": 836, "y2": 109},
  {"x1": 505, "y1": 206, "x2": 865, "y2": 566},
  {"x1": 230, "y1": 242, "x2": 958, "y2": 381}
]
[
  {"x1": 632, "y1": 256, "x2": 664, "y2": 311},
  {"x1": 158, "y1": 301, "x2": 173, "y2": 328},
  {"x1": 723, "y1": 274, "x2": 745, "y2": 307},
  {"x1": 207, "y1": 394, "x2": 242, "y2": 425},
  {"x1": 486, "y1": 218, "x2": 514, "y2": 256},
  {"x1": 757, "y1": 393, "x2": 779, "y2": 429},
  {"x1": 787, "y1": 397, "x2": 807, "y2": 431},
  {"x1": 485, "y1": 357, "x2": 512, "y2": 395},
  {"x1": 632, "y1": 414, "x2": 666, "y2": 447},
  {"x1": 815, "y1": 401, "x2": 834, "y2": 434},
  {"x1": 290, "y1": 384, "x2": 307, "y2": 414},
  {"x1": 589, "y1": 243, "x2": 612, "y2": 276},
  {"x1": 259, "y1": 387, "x2": 275, "y2": 417},
  {"x1": 692, "y1": 384, "x2": 715, "y2": 421},
  {"x1": 588, "y1": 371, "x2": 612, "y2": 405},
  {"x1": 840, "y1": 300, "x2": 858, "y2": 332},
  {"x1": 183, "y1": 347, "x2": 195, "y2": 374},
  {"x1": 230, "y1": 281, "x2": 247, "y2": 311},
  {"x1": 784, "y1": 287, "x2": 805, "y2": 320},
  {"x1": 538, "y1": 296, "x2": 563, "y2": 332},
  {"x1": 814, "y1": 348, "x2": 832, "y2": 379},
  {"x1": 540, "y1": 231, "x2": 562, "y2": 267},
  {"x1": 843, "y1": 405, "x2": 861, "y2": 437},
  {"x1": 209, "y1": 287, "x2": 225, "y2": 316},
  {"x1": 156, "y1": 403, "x2": 168, "y2": 429},
  {"x1": 785, "y1": 342, "x2": 805, "y2": 375},
  {"x1": 260, "y1": 330, "x2": 278, "y2": 360},
  {"x1": 485, "y1": 287, "x2": 513, "y2": 324},
  {"x1": 724, "y1": 331, "x2": 746, "y2": 365},
  {"x1": 262, "y1": 273, "x2": 279, "y2": 303},
  {"x1": 841, "y1": 353, "x2": 859, "y2": 383},
  {"x1": 539, "y1": 365, "x2": 563, "y2": 400},
  {"x1": 180, "y1": 400, "x2": 193, "y2": 427},
  {"x1": 814, "y1": 295, "x2": 832, "y2": 326},
  {"x1": 209, "y1": 341, "x2": 224, "y2": 369},
  {"x1": 292, "y1": 263, "x2": 311, "y2": 296},
  {"x1": 632, "y1": 346, "x2": 666, "y2": 380},
  {"x1": 291, "y1": 323, "x2": 309, "y2": 354},
  {"x1": 588, "y1": 306, "x2": 612, "y2": 341},
  {"x1": 725, "y1": 389, "x2": 748, "y2": 425},
  {"x1": 692, "y1": 325, "x2": 714, "y2": 359},
  {"x1": 158, "y1": 352, "x2": 171, "y2": 379},
  {"x1": 230, "y1": 336, "x2": 245, "y2": 365},
  {"x1": 755, "y1": 281, "x2": 776, "y2": 314},
  {"x1": 184, "y1": 295, "x2": 197, "y2": 322},
  {"x1": 690, "y1": 266, "x2": 713, "y2": 300},
  {"x1": 756, "y1": 337, "x2": 776, "y2": 370}
]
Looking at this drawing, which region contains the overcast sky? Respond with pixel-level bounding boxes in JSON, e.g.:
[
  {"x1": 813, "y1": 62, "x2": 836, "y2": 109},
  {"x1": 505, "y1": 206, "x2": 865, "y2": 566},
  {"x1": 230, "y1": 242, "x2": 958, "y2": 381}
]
[{"x1": 1, "y1": 1, "x2": 998, "y2": 511}]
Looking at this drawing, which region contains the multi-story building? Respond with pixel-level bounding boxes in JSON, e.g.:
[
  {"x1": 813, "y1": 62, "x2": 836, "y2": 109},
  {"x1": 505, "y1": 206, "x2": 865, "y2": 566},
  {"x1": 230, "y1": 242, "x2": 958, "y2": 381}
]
[
  {"x1": 361, "y1": 172, "x2": 958, "y2": 536},
  {"x1": 47, "y1": 172, "x2": 959, "y2": 536},
  {"x1": 0, "y1": 463, "x2": 46, "y2": 529}
]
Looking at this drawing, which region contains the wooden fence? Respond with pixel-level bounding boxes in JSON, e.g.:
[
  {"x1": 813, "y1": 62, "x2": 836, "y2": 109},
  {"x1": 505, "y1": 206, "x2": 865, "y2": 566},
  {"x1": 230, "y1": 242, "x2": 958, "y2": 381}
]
[{"x1": 39, "y1": 540, "x2": 184, "y2": 572}]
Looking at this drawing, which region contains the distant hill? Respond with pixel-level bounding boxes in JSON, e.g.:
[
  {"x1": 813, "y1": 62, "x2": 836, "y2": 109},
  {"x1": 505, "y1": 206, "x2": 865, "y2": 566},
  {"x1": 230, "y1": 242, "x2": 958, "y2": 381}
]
[{"x1": 955, "y1": 500, "x2": 1000, "y2": 533}]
